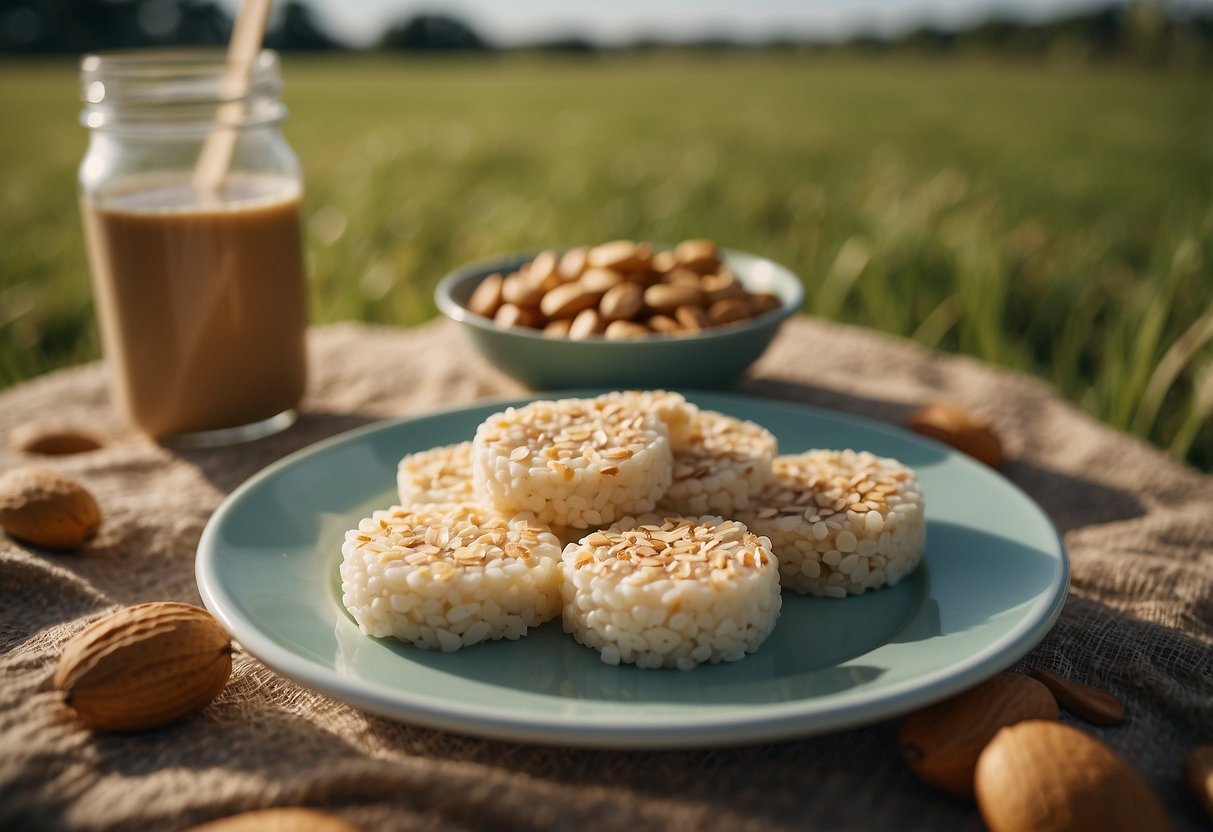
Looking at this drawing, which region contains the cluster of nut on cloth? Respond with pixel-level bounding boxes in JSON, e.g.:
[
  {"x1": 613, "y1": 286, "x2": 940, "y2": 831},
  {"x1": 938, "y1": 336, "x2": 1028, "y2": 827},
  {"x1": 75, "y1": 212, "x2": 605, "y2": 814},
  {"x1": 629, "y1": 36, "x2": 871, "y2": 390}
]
[{"x1": 465, "y1": 239, "x2": 784, "y2": 339}]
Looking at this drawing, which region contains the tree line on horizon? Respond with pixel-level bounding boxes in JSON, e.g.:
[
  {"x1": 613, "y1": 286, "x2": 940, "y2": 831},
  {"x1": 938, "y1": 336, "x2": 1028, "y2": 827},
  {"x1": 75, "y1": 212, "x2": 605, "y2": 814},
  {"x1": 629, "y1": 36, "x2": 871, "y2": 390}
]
[{"x1": 1, "y1": 0, "x2": 1209, "y2": 66}]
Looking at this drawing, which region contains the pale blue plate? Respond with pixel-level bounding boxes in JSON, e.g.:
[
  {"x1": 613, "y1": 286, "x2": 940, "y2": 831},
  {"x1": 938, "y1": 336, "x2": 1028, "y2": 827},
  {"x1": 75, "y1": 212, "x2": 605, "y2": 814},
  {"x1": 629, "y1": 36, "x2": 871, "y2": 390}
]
[{"x1": 196, "y1": 392, "x2": 1068, "y2": 748}]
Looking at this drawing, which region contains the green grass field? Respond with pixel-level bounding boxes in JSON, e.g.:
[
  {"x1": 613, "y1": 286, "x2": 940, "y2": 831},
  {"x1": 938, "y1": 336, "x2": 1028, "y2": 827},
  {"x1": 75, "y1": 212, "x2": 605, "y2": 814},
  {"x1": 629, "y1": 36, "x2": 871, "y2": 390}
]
[{"x1": 1, "y1": 53, "x2": 1211, "y2": 469}]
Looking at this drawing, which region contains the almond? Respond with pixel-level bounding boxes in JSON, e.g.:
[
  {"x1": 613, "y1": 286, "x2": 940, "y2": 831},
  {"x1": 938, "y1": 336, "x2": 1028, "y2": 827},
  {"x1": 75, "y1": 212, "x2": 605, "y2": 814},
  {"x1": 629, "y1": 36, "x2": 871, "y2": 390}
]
[
  {"x1": 185, "y1": 808, "x2": 362, "y2": 832},
  {"x1": 975, "y1": 720, "x2": 1170, "y2": 832},
  {"x1": 604, "y1": 320, "x2": 649, "y2": 340},
  {"x1": 543, "y1": 318, "x2": 573, "y2": 338},
  {"x1": 493, "y1": 303, "x2": 542, "y2": 329},
  {"x1": 525, "y1": 250, "x2": 559, "y2": 285},
  {"x1": 648, "y1": 314, "x2": 681, "y2": 333},
  {"x1": 708, "y1": 297, "x2": 752, "y2": 326},
  {"x1": 674, "y1": 304, "x2": 709, "y2": 332},
  {"x1": 899, "y1": 672, "x2": 1058, "y2": 797},
  {"x1": 701, "y1": 271, "x2": 747, "y2": 303},
  {"x1": 556, "y1": 246, "x2": 589, "y2": 281},
  {"x1": 1185, "y1": 745, "x2": 1213, "y2": 823},
  {"x1": 579, "y1": 267, "x2": 624, "y2": 294},
  {"x1": 466, "y1": 272, "x2": 504, "y2": 318},
  {"x1": 539, "y1": 282, "x2": 600, "y2": 319},
  {"x1": 748, "y1": 292, "x2": 783, "y2": 316},
  {"x1": 674, "y1": 239, "x2": 721, "y2": 273},
  {"x1": 10, "y1": 422, "x2": 106, "y2": 455},
  {"x1": 586, "y1": 239, "x2": 641, "y2": 270},
  {"x1": 907, "y1": 403, "x2": 1006, "y2": 468},
  {"x1": 0, "y1": 467, "x2": 101, "y2": 551},
  {"x1": 54, "y1": 602, "x2": 232, "y2": 731},
  {"x1": 644, "y1": 283, "x2": 703, "y2": 312},
  {"x1": 500, "y1": 273, "x2": 546, "y2": 308},
  {"x1": 651, "y1": 250, "x2": 677, "y2": 274},
  {"x1": 568, "y1": 308, "x2": 602, "y2": 340},
  {"x1": 599, "y1": 283, "x2": 644, "y2": 322},
  {"x1": 1029, "y1": 667, "x2": 1125, "y2": 726},
  {"x1": 665, "y1": 267, "x2": 704, "y2": 288}
]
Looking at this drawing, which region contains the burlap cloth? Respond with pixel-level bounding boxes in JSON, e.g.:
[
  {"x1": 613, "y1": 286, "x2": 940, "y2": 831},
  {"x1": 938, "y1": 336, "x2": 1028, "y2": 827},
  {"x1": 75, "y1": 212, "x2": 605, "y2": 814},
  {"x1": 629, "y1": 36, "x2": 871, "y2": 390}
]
[{"x1": 1, "y1": 317, "x2": 1210, "y2": 831}]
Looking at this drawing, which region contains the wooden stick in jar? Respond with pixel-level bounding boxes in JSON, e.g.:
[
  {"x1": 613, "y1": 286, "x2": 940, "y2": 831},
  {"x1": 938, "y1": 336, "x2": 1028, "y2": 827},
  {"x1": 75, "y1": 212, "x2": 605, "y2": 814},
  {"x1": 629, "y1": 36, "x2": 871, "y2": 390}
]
[{"x1": 192, "y1": 0, "x2": 273, "y2": 197}]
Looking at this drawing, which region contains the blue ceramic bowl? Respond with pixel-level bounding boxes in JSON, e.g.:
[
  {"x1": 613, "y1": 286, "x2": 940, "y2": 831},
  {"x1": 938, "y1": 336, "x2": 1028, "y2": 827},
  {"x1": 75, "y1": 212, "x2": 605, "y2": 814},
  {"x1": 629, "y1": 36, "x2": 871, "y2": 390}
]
[{"x1": 435, "y1": 249, "x2": 804, "y2": 389}]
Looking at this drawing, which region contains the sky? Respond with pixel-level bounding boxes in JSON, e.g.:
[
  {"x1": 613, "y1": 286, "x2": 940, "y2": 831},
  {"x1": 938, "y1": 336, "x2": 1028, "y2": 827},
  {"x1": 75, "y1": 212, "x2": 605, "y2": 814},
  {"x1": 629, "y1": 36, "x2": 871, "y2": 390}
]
[{"x1": 220, "y1": 0, "x2": 1213, "y2": 48}]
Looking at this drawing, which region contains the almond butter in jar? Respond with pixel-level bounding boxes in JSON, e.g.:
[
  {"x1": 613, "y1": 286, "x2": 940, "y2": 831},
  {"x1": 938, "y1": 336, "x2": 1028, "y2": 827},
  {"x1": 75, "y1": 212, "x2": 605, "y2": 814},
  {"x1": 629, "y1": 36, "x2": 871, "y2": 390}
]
[{"x1": 78, "y1": 50, "x2": 307, "y2": 446}]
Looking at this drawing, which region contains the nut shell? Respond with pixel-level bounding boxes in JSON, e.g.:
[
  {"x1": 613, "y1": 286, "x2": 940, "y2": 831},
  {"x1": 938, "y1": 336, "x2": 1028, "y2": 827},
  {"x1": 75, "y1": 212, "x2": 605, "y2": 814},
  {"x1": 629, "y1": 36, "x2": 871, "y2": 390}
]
[
  {"x1": 10, "y1": 423, "x2": 106, "y2": 455},
  {"x1": 900, "y1": 672, "x2": 1059, "y2": 797},
  {"x1": 907, "y1": 403, "x2": 1006, "y2": 468},
  {"x1": 185, "y1": 808, "x2": 361, "y2": 832},
  {"x1": 975, "y1": 720, "x2": 1171, "y2": 832},
  {"x1": 0, "y1": 467, "x2": 101, "y2": 551},
  {"x1": 54, "y1": 602, "x2": 232, "y2": 731},
  {"x1": 1029, "y1": 667, "x2": 1125, "y2": 726}
]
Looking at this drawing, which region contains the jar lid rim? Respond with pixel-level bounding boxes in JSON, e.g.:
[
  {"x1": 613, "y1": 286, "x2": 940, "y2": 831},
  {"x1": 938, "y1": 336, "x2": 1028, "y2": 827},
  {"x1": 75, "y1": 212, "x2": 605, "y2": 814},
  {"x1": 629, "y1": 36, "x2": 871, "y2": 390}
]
[
  {"x1": 81, "y1": 48, "x2": 280, "y2": 75},
  {"x1": 80, "y1": 48, "x2": 283, "y2": 116}
]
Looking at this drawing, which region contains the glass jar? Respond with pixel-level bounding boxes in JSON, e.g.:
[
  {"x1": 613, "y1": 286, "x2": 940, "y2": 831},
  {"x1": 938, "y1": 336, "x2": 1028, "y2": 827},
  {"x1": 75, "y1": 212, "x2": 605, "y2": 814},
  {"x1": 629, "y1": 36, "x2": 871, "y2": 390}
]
[{"x1": 78, "y1": 49, "x2": 307, "y2": 446}]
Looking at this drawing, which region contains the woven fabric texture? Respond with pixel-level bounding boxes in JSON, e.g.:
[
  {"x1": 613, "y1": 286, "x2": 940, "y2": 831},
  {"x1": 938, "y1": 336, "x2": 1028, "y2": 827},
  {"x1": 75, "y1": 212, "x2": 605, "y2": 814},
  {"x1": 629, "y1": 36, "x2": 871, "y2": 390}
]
[{"x1": 1, "y1": 318, "x2": 1210, "y2": 831}]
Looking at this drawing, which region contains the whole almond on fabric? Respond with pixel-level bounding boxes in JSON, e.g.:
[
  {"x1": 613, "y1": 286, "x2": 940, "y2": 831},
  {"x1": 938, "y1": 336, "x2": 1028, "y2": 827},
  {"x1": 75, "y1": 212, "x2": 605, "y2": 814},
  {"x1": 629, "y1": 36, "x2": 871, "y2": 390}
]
[
  {"x1": 899, "y1": 672, "x2": 1059, "y2": 797},
  {"x1": 1185, "y1": 746, "x2": 1213, "y2": 823},
  {"x1": 975, "y1": 720, "x2": 1171, "y2": 832},
  {"x1": 907, "y1": 403, "x2": 1006, "y2": 468},
  {"x1": 185, "y1": 808, "x2": 362, "y2": 832},
  {"x1": 10, "y1": 422, "x2": 106, "y2": 456},
  {"x1": 54, "y1": 602, "x2": 232, "y2": 731},
  {"x1": 1029, "y1": 667, "x2": 1126, "y2": 726},
  {"x1": 0, "y1": 467, "x2": 101, "y2": 551}
]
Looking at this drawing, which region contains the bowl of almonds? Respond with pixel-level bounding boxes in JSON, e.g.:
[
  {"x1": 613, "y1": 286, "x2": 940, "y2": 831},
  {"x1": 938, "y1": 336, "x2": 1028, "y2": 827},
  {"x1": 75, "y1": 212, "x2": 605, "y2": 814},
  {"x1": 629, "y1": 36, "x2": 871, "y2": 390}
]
[{"x1": 435, "y1": 239, "x2": 803, "y2": 388}]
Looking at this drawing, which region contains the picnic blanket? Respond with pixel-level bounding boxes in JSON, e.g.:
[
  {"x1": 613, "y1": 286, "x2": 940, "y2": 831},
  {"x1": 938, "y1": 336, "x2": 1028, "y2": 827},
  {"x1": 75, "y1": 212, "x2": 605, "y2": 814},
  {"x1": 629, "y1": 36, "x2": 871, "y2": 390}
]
[{"x1": 1, "y1": 317, "x2": 1210, "y2": 830}]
